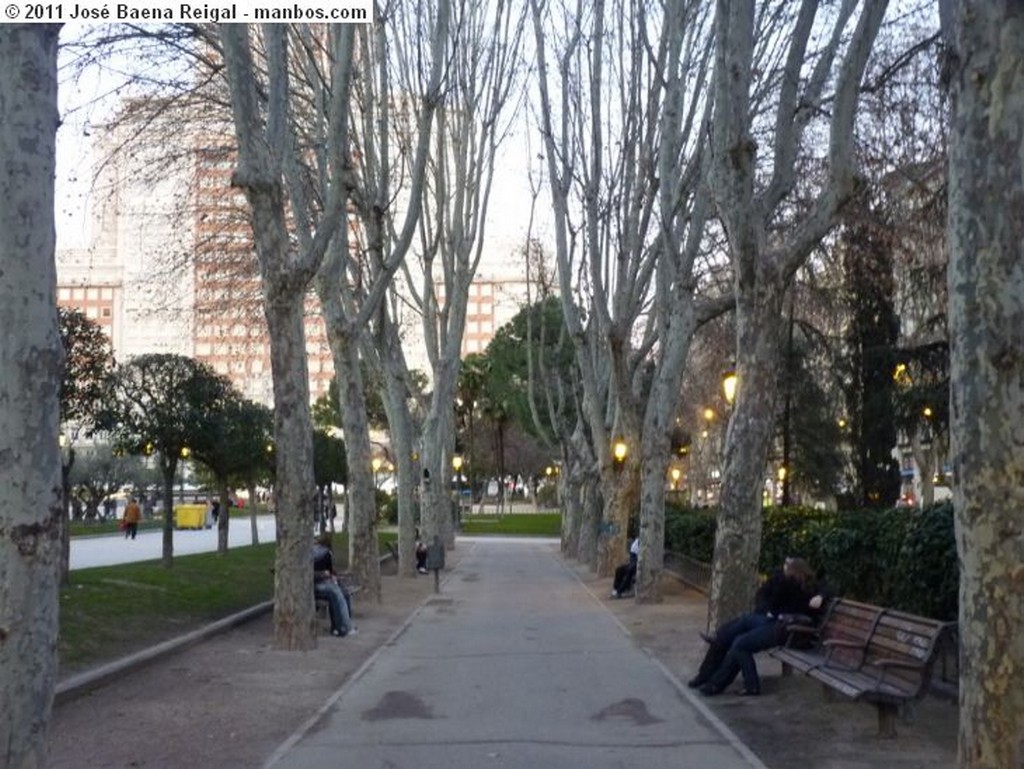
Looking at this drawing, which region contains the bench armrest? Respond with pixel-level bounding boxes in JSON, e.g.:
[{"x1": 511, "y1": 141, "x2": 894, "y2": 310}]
[
  {"x1": 785, "y1": 625, "x2": 818, "y2": 635},
  {"x1": 781, "y1": 624, "x2": 820, "y2": 649}
]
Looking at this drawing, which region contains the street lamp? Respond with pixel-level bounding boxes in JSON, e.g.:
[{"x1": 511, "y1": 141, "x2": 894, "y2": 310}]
[
  {"x1": 722, "y1": 368, "x2": 737, "y2": 406},
  {"x1": 452, "y1": 454, "x2": 465, "y2": 524},
  {"x1": 179, "y1": 446, "x2": 191, "y2": 501},
  {"x1": 670, "y1": 466, "x2": 681, "y2": 490},
  {"x1": 612, "y1": 438, "x2": 628, "y2": 465},
  {"x1": 371, "y1": 456, "x2": 383, "y2": 488}
]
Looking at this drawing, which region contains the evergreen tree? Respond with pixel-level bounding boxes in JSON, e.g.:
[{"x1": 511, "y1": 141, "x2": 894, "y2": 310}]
[{"x1": 840, "y1": 206, "x2": 902, "y2": 508}]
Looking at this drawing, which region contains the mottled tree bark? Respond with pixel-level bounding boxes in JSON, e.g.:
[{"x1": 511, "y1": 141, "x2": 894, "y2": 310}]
[
  {"x1": 943, "y1": 3, "x2": 1024, "y2": 766},
  {"x1": 0, "y1": 23, "x2": 63, "y2": 769}
]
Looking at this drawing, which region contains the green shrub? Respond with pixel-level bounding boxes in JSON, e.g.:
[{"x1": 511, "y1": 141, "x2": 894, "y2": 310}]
[
  {"x1": 661, "y1": 501, "x2": 958, "y2": 621},
  {"x1": 887, "y1": 501, "x2": 958, "y2": 621},
  {"x1": 760, "y1": 506, "x2": 836, "y2": 573},
  {"x1": 535, "y1": 483, "x2": 558, "y2": 508},
  {"x1": 664, "y1": 501, "x2": 715, "y2": 561}
]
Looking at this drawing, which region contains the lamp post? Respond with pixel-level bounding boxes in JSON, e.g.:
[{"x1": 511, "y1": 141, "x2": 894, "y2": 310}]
[
  {"x1": 179, "y1": 446, "x2": 190, "y2": 501},
  {"x1": 722, "y1": 368, "x2": 737, "y2": 406},
  {"x1": 452, "y1": 454, "x2": 464, "y2": 525},
  {"x1": 612, "y1": 438, "x2": 628, "y2": 468}
]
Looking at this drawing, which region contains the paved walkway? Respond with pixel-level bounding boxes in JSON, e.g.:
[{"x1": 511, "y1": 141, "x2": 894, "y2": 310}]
[
  {"x1": 266, "y1": 538, "x2": 766, "y2": 769},
  {"x1": 69, "y1": 515, "x2": 277, "y2": 569}
]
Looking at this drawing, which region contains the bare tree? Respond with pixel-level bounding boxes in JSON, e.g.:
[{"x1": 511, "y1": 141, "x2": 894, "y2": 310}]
[
  {"x1": 531, "y1": 0, "x2": 717, "y2": 591},
  {"x1": 0, "y1": 23, "x2": 63, "y2": 769},
  {"x1": 941, "y1": 2, "x2": 1024, "y2": 766},
  {"x1": 220, "y1": 23, "x2": 354, "y2": 650},
  {"x1": 312, "y1": 3, "x2": 449, "y2": 591},
  {"x1": 405, "y1": 0, "x2": 527, "y2": 547},
  {"x1": 708, "y1": 0, "x2": 888, "y2": 625}
]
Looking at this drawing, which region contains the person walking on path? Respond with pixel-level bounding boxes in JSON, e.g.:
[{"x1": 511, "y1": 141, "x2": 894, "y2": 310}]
[{"x1": 122, "y1": 497, "x2": 142, "y2": 540}]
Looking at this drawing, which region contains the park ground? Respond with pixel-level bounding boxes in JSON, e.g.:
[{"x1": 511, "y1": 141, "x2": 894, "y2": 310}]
[{"x1": 49, "y1": 544, "x2": 958, "y2": 769}]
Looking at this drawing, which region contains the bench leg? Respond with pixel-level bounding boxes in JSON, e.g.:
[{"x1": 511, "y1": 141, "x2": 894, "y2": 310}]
[
  {"x1": 780, "y1": 661, "x2": 792, "y2": 678},
  {"x1": 877, "y1": 703, "x2": 898, "y2": 738}
]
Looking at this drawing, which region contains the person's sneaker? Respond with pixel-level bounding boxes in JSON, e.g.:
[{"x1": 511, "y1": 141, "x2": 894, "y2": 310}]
[
  {"x1": 347, "y1": 628, "x2": 358, "y2": 637},
  {"x1": 610, "y1": 590, "x2": 618, "y2": 598},
  {"x1": 687, "y1": 676, "x2": 708, "y2": 689},
  {"x1": 330, "y1": 628, "x2": 346, "y2": 637}
]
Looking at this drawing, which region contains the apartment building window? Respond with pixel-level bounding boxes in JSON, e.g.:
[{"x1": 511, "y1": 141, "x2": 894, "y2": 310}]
[
  {"x1": 58, "y1": 287, "x2": 70, "y2": 300},
  {"x1": 101, "y1": 307, "x2": 112, "y2": 318}
]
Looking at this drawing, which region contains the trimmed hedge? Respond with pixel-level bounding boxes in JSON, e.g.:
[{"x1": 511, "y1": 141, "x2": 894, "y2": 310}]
[{"x1": 664, "y1": 500, "x2": 958, "y2": 621}]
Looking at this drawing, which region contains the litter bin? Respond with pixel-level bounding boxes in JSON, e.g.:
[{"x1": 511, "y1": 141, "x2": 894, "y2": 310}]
[{"x1": 175, "y1": 504, "x2": 207, "y2": 529}]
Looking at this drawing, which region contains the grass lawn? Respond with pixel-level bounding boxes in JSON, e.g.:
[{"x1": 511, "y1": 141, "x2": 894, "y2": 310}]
[
  {"x1": 460, "y1": 512, "x2": 561, "y2": 537},
  {"x1": 58, "y1": 530, "x2": 396, "y2": 676},
  {"x1": 59, "y1": 544, "x2": 277, "y2": 676}
]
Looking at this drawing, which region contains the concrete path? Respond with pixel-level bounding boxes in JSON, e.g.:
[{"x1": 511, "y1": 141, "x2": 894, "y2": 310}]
[
  {"x1": 69, "y1": 515, "x2": 278, "y2": 569},
  {"x1": 266, "y1": 537, "x2": 766, "y2": 769}
]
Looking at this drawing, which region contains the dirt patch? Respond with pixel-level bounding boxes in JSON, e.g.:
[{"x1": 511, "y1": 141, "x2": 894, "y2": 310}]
[{"x1": 48, "y1": 568, "x2": 440, "y2": 769}]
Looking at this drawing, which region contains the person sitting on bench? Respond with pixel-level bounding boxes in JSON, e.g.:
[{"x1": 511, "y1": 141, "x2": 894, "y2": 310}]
[
  {"x1": 313, "y1": 534, "x2": 357, "y2": 638},
  {"x1": 611, "y1": 537, "x2": 640, "y2": 598},
  {"x1": 688, "y1": 556, "x2": 827, "y2": 696}
]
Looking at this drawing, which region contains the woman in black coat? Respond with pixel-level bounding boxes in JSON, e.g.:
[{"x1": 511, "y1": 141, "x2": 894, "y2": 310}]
[{"x1": 688, "y1": 557, "x2": 828, "y2": 696}]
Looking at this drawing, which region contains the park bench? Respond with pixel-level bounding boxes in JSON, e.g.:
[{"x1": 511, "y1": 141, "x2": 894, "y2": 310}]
[{"x1": 770, "y1": 597, "x2": 955, "y2": 737}]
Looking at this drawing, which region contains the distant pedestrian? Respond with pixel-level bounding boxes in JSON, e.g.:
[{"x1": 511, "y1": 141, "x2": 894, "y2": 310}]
[{"x1": 123, "y1": 497, "x2": 142, "y2": 540}]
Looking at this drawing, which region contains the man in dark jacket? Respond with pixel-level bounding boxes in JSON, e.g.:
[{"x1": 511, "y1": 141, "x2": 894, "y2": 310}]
[
  {"x1": 313, "y1": 535, "x2": 357, "y2": 637},
  {"x1": 688, "y1": 556, "x2": 828, "y2": 696}
]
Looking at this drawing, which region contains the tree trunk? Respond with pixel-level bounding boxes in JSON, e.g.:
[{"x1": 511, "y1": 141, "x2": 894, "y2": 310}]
[
  {"x1": 60, "y1": 452, "x2": 74, "y2": 585},
  {"x1": 597, "y1": 459, "x2": 640, "y2": 577},
  {"x1": 217, "y1": 482, "x2": 231, "y2": 554},
  {"x1": 334, "y1": 333, "x2": 381, "y2": 602},
  {"x1": 248, "y1": 482, "x2": 260, "y2": 545},
  {"x1": 378, "y1": 347, "x2": 418, "y2": 579},
  {"x1": 944, "y1": 3, "x2": 1024, "y2": 766},
  {"x1": 910, "y1": 432, "x2": 936, "y2": 508},
  {"x1": 161, "y1": 463, "x2": 176, "y2": 569},
  {"x1": 0, "y1": 23, "x2": 62, "y2": 769},
  {"x1": 579, "y1": 479, "x2": 602, "y2": 570},
  {"x1": 709, "y1": 291, "x2": 785, "y2": 627},
  {"x1": 264, "y1": 300, "x2": 318, "y2": 650}
]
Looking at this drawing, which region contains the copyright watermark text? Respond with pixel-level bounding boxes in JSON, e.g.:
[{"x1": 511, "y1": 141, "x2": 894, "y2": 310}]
[{"x1": 3, "y1": 0, "x2": 372, "y2": 23}]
